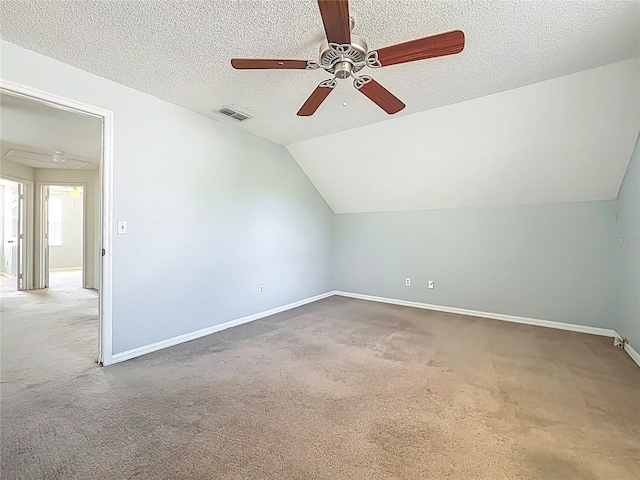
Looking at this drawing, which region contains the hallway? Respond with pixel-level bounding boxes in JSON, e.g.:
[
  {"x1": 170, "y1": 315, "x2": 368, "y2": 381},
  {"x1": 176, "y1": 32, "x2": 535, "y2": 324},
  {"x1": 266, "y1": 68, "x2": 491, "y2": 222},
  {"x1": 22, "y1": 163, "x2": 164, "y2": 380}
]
[{"x1": 0, "y1": 270, "x2": 99, "y2": 388}]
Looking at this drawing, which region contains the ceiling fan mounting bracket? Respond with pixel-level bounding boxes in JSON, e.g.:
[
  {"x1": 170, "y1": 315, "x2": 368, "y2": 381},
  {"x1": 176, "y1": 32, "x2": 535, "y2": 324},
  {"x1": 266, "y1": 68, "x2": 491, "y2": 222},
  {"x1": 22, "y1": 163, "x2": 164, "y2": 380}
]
[
  {"x1": 319, "y1": 78, "x2": 338, "y2": 89},
  {"x1": 364, "y1": 51, "x2": 382, "y2": 69},
  {"x1": 353, "y1": 75, "x2": 372, "y2": 89}
]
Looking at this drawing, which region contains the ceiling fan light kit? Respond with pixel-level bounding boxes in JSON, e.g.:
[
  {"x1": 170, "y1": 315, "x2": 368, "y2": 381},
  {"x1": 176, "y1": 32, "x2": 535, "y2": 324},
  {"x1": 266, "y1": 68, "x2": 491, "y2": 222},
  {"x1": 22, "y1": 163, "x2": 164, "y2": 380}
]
[{"x1": 231, "y1": 0, "x2": 465, "y2": 117}]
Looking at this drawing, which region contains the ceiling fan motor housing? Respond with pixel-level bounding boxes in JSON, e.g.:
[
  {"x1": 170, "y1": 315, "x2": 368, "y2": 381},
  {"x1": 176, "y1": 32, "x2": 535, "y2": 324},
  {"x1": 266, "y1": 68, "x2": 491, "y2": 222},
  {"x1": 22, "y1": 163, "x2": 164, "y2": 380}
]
[
  {"x1": 334, "y1": 61, "x2": 353, "y2": 79},
  {"x1": 318, "y1": 33, "x2": 368, "y2": 77}
]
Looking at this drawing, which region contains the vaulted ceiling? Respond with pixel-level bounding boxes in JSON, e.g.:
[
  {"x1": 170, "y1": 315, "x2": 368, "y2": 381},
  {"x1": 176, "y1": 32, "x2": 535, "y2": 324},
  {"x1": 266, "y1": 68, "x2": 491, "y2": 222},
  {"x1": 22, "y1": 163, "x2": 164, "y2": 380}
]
[
  {"x1": 1, "y1": 1, "x2": 638, "y2": 211},
  {"x1": 0, "y1": 1, "x2": 637, "y2": 146},
  {"x1": 289, "y1": 59, "x2": 639, "y2": 212}
]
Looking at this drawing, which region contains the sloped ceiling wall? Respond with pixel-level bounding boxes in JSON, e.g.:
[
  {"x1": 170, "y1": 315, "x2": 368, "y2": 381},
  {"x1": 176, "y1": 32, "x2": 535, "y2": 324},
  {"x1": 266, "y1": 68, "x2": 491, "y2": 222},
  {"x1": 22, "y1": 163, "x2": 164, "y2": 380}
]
[
  {"x1": 288, "y1": 58, "x2": 639, "y2": 213},
  {"x1": 1, "y1": 1, "x2": 638, "y2": 145},
  {"x1": 1, "y1": 2, "x2": 637, "y2": 213}
]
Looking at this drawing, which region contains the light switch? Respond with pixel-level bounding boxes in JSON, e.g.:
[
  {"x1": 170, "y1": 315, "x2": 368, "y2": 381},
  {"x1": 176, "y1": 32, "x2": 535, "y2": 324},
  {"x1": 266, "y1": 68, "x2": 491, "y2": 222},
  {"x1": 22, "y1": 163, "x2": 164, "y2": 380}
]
[{"x1": 117, "y1": 221, "x2": 127, "y2": 235}]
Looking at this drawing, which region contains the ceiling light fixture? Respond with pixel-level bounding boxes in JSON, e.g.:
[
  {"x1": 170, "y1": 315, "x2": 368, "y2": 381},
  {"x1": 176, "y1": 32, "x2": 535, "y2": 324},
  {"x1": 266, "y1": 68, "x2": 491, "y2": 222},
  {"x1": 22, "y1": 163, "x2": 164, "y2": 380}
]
[{"x1": 52, "y1": 150, "x2": 66, "y2": 163}]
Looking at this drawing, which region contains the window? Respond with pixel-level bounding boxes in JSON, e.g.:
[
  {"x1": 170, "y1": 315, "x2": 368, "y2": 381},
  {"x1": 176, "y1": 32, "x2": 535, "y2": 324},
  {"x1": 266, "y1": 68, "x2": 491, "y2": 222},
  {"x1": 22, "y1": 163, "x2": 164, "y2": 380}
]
[{"x1": 48, "y1": 194, "x2": 62, "y2": 246}]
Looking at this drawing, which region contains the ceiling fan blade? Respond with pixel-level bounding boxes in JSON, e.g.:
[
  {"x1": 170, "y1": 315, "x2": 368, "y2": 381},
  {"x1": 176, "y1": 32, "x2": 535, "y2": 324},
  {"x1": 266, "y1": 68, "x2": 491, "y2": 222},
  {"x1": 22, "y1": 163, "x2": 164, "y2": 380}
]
[
  {"x1": 297, "y1": 79, "x2": 337, "y2": 116},
  {"x1": 317, "y1": 0, "x2": 351, "y2": 45},
  {"x1": 353, "y1": 76, "x2": 405, "y2": 114},
  {"x1": 372, "y1": 30, "x2": 465, "y2": 67},
  {"x1": 231, "y1": 59, "x2": 310, "y2": 70}
]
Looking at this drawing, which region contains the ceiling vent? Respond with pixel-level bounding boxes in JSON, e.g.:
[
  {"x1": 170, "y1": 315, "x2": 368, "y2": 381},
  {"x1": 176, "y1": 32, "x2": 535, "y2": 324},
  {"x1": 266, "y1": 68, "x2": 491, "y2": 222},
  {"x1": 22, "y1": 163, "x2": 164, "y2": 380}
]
[{"x1": 215, "y1": 106, "x2": 252, "y2": 122}]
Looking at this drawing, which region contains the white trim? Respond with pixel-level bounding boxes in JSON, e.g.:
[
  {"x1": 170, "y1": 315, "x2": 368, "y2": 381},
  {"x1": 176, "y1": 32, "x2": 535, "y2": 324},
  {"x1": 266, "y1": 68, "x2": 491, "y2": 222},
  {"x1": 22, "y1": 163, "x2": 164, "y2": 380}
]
[
  {"x1": 0, "y1": 78, "x2": 115, "y2": 366},
  {"x1": 110, "y1": 289, "x2": 639, "y2": 368},
  {"x1": 36, "y1": 181, "x2": 88, "y2": 289},
  {"x1": 49, "y1": 267, "x2": 83, "y2": 272},
  {"x1": 0, "y1": 175, "x2": 34, "y2": 290},
  {"x1": 111, "y1": 291, "x2": 335, "y2": 364},
  {"x1": 624, "y1": 342, "x2": 640, "y2": 367},
  {"x1": 100, "y1": 106, "x2": 114, "y2": 366},
  {"x1": 334, "y1": 291, "x2": 619, "y2": 338}
]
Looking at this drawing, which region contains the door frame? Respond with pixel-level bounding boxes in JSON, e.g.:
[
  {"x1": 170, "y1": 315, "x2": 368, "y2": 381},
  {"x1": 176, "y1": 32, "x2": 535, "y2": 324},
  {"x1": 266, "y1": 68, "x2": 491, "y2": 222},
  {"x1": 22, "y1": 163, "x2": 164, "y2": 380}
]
[
  {"x1": 0, "y1": 79, "x2": 114, "y2": 366},
  {"x1": 37, "y1": 182, "x2": 88, "y2": 289},
  {"x1": 0, "y1": 175, "x2": 34, "y2": 290}
]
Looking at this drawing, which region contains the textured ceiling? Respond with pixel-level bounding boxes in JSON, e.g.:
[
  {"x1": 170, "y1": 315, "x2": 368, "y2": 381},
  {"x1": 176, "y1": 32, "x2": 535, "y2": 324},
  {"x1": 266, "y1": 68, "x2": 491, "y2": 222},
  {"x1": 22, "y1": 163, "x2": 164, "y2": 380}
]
[
  {"x1": 289, "y1": 59, "x2": 639, "y2": 212},
  {"x1": 0, "y1": 1, "x2": 638, "y2": 145},
  {"x1": 1, "y1": 94, "x2": 102, "y2": 169}
]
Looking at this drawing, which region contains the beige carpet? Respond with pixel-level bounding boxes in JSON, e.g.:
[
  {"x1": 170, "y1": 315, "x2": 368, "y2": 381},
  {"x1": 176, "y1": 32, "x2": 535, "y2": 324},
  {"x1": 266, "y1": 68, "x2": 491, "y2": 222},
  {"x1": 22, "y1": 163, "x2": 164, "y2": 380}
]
[{"x1": 1, "y1": 278, "x2": 639, "y2": 479}]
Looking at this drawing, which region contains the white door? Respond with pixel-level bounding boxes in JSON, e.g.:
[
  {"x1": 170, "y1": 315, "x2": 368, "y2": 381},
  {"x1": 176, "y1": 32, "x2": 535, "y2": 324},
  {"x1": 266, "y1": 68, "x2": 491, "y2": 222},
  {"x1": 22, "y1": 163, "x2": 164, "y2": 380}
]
[
  {"x1": 10, "y1": 183, "x2": 24, "y2": 290},
  {"x1": 43, "y1": 186, "x2": 50, "y2": 288}
]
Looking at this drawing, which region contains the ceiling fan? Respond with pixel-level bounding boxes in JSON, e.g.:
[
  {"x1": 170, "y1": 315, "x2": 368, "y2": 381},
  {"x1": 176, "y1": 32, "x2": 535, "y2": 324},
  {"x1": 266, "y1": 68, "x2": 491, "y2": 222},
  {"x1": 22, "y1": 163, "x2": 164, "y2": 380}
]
[{"x1": 231, "y1": 0, "x2": 465, "y2": 117}]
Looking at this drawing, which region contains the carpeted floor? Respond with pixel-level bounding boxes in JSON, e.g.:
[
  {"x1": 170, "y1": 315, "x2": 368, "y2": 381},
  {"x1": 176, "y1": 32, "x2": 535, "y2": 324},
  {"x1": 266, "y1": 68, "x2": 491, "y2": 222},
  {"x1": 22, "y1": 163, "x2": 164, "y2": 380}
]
[{"x1": 1, "y1": 275, "x2": 639, "y2": 479}]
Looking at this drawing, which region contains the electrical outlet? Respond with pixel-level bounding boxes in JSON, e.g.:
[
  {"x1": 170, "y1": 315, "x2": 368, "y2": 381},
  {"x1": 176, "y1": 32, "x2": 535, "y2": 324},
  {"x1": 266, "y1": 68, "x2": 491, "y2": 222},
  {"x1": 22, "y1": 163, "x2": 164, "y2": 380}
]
[
  {"x1": 613, "y1": 337, "x2": 627, "y2": 348},
  {"x1": 258, "y1": 285, "x2": 264, "y2": 295},
  {"x1": 428, "y1": 281, "x2": 434, "y2": 289},
  {"x1": 405, "y1": 278, "x2": 411, "y2": 287}
]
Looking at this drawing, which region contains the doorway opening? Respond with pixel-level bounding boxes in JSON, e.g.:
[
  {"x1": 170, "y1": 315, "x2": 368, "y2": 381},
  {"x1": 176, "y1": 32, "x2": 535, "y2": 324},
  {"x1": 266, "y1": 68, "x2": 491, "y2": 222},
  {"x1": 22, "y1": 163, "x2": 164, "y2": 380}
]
[
  {"x1": 0, "y1": 178, "x2": 26, "y2": 291},
  {"x1": 43, "y1": 184, "x2": 84, "y2": 290},
  {"x1": 0, "y1": 80, "x2": 113, "y2": 365}
]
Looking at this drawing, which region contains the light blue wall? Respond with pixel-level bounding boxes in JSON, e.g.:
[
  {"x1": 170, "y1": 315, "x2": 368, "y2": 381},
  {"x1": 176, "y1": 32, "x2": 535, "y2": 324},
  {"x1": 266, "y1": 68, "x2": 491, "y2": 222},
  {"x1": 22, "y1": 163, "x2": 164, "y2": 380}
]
[
  {"x1": 334, "y1": 201, "x2": 618, "y2": 329},
  {"x1": 2, "y1": 39, "x2": 635, "y2": 357},
  {"x1": 615, "y1": 135, "x2": 640, "y2": 349},
  {"x1": 1, "y1": 41, "x2": 334, "y2": 354}
]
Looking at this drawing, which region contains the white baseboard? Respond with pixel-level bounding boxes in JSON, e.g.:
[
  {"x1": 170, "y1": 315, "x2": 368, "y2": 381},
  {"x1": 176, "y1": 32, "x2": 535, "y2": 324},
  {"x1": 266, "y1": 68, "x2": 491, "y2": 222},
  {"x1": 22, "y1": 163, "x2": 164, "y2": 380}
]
[
  {"x1": 111, "y1": 291, "x2": 334, "y2": 364},
  {"x1": 334, "y1": 291, "x2": 619, "y2": 338},
  {"x1": 624, "y1": 342, "x2": 640, "y2": 367},
  {"x1": 110, "y1": 288, "x2": 639, "y2": 369}
]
